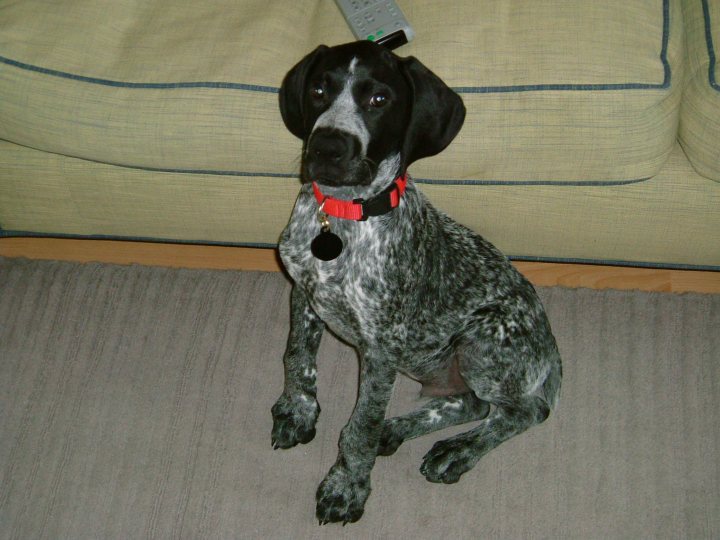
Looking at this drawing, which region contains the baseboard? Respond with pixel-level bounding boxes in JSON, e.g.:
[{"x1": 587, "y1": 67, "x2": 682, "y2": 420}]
[{"x1": 1, "y1": 237, "x2": 718, "y2": 293}]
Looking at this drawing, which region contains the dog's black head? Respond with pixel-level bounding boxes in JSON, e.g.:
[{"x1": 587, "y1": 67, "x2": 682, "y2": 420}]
[{"x1": 279, "y1": 41, "x2": 465, "y2": 188}]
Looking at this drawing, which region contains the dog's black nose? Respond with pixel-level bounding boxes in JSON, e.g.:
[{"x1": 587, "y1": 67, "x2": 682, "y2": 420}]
[{"x1": 307, "y1": 129, "x2": 356, "y2": 164}]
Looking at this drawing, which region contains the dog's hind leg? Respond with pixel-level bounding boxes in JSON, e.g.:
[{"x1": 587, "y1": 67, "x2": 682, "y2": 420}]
[
  {"x1": 417, "y1": 297, "x2": 562, "y2": 483},
  {"x1": 377, "y1": 393, "x2": 490, "y2": 456},
  {"x1": 419, "y1": 393, "x2": 550, "y2": 483},
  {"x1": 418, "y1": 343, "x2": 560, "y2": 484}
]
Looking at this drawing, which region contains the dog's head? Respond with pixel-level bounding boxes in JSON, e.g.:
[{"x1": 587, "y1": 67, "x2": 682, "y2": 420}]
[{"x1": 279, "y1": 41, "x2": 465, "y2": 187}]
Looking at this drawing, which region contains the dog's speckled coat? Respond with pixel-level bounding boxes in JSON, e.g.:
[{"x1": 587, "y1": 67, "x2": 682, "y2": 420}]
[{"x1": 271, "y1": 41, "x2": 562, "y2": 525}]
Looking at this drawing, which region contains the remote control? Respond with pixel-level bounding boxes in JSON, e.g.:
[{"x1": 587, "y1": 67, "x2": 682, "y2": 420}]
[{"x1": 334, "y1": 0, "x2": 414, "y2": 50}]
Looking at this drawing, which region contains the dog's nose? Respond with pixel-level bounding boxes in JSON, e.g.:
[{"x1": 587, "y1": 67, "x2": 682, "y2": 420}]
[{"x1": 307, "y1": 129, "x2": 355, "y2": 164}]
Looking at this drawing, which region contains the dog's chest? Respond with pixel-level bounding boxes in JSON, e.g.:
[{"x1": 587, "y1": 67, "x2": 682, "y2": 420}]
[{"x1": 280, "y1": 197, "x2": 397, "y2": 345}]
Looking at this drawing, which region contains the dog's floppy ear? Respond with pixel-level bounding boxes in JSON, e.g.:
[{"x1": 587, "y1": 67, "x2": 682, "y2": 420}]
[
  {"x1": 399, "y1": 56, "x2": 466, "y2": 166},
  {"x1": 279, "y1": 45, "x2": 329, "y2": 139}
]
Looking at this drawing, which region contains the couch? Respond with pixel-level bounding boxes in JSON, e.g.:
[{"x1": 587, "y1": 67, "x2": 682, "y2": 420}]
[{"x1": 1, "y1": 0, "x2": 718, "y2": 270}]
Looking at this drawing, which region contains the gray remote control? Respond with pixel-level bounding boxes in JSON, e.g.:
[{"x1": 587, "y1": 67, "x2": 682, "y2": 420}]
[{"x1": 334, "y1": 0, "x2": 414, "y2": 49}]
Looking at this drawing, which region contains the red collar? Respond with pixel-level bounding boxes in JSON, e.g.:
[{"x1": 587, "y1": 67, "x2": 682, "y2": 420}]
[{"x1": 312, "y1": 173, "x2": 408, "y2": 221}]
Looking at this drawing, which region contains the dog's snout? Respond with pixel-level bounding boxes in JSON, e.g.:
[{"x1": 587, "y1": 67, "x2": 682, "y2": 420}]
[
  {"x1": 305, "y1": 128, "x2": 363, "y2": 184},
  {"x1": 308, "y1": 129, "x2": 355, "y2": 164}
]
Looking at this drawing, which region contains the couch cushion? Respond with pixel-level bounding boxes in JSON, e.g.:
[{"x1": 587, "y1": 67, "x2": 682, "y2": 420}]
[
  {"x1": 0, "y1": 0, "x2": 682, "y2": 183},
  {"x1": 3, "y1": 139, "x2": 719, "y2": 268},
  {"x1": 679, "y1": 0, "x2": 720, "y2": 182}
]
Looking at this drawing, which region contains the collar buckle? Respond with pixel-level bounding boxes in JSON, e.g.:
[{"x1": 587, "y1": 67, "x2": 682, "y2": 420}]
[{"x1": 352, "y1": 182, "x2": 398, "y2": 221}]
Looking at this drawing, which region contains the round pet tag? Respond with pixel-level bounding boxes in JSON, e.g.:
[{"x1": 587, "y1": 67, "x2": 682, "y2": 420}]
[{"x1": 311, "y1": 230, "x2": 343, "y2": 261}]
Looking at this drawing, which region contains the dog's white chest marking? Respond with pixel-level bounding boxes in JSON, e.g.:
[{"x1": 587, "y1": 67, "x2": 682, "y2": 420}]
[{"x1": 312, "y1": 57, "x2": 370, "y2": 156}]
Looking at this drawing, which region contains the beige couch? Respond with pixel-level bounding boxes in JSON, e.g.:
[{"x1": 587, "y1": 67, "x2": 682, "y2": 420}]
[{"x1": 1, "y1": 0, "x2": 718, "y2": 269}]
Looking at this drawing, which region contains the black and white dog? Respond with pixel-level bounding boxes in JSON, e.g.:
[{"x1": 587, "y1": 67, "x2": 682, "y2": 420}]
[{"x1": 272, "y1": 41, "x2": 562, "y2": 525}]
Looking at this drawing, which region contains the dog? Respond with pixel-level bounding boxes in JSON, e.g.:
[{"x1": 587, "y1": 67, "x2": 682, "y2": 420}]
[{"x1": 272, "y1": 41, "x2": 562, "y2": 525}]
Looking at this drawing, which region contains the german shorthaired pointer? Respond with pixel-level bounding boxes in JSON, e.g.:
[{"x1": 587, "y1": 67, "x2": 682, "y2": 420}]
[{"x1": 272, "y1": 41, "x2": 562, "y2": 525}]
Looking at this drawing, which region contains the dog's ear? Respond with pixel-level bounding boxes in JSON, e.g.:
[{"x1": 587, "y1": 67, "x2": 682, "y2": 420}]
[
  {"x1": 399, "y1": 56, "x2": 466, "y2": 166},
  {"x1": 279, "y1": 45, "x2": 329, "y2": 139}
]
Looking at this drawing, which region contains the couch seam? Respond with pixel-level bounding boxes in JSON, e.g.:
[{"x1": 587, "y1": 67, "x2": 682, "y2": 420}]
[{"x1": 701, "y1": 0, "x2": 720, "y2": 91}]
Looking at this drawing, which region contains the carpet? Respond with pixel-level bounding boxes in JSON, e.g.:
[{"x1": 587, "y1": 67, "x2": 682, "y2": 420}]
[{"x1": 0, "y1": 257, "x2": 718, "y2": 539}]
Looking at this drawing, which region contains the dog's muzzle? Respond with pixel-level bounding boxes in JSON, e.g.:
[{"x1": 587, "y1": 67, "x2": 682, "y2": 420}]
[{"x1": 306, "y1": 128, "x2": 362, "y2": 185}]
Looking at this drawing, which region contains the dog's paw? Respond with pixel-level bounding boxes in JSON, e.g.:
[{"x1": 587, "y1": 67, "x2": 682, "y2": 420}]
[
  {"x1": 271, "y1": 393, "x2": 320, "y2": 449},
  {"x1": 420, "y1": 437, "x2": 480, "y2": 484},
  {"x1": 316, "y1": 466, "x2": 370, "y2": 525},
  {"x1": 376, "y1": 421, "x2": 404, "y2": 457}
]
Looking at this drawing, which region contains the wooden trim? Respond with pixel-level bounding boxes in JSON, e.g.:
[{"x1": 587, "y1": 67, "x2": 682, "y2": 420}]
[
  {"x1": 511, "y1": 261, "x2": 719, "y2": 294},
  {"x1": 0, "y1": 238, "x2": 283, "y2": 272},
  {"x1": 1, "y1": 237, "x2": 718, "y2": 293}
]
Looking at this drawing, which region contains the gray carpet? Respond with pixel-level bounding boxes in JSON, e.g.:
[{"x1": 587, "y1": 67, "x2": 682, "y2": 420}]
[{"x1": 0, "y1": 257, "x2": 718, "y2": 539}]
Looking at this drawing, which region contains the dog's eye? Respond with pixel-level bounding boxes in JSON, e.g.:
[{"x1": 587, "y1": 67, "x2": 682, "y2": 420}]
[
  {"x1": 368, "y1": 93, "x2": 389, "y2": 108},
  {"x1": 310, "y1": 85, "x2": 325, "y2": 101}
]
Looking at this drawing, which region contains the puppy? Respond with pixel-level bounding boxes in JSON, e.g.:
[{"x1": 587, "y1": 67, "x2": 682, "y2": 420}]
[{"x1": 272, "y1": 41, "x2": 561, "y2": 525}]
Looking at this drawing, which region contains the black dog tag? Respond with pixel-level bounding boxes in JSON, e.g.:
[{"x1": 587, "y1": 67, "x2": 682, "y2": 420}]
[{"x1": 311, "y1": 229, "x2": 343, "y2": 261}]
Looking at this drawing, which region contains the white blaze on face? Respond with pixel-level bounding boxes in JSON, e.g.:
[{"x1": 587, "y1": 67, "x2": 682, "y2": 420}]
[{"x1": 311, "y1": 57, "x2": 370, "y2": 156}]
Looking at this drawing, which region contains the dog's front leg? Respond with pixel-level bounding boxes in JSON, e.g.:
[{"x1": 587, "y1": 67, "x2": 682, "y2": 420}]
[
  {"x1": 316, "y1": 353, "x2": 396, "y2": 525},
  {"x1": 271, "y1": 285, "x2": 324, "y2": 449}
]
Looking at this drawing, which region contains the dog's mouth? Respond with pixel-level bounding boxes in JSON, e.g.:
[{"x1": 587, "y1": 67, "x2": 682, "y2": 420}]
[{"x1": 303, "y1": 156, "x2": 375, "y2": 187}]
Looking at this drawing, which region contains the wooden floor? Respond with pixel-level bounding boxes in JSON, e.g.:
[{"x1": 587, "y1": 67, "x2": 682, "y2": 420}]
[{"x1": 1, "y1": 237, "x2": 718, "y2": 293}]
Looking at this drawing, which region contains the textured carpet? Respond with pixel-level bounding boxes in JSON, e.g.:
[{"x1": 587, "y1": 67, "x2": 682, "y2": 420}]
[{"x1": 0, "y1": 257, "x2": 718, "y2": 539}]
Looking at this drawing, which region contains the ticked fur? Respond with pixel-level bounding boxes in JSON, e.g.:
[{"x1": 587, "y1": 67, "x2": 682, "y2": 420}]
[{"x1": 272, "y1": 41, "x2": 562, "y2": 526}]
